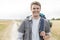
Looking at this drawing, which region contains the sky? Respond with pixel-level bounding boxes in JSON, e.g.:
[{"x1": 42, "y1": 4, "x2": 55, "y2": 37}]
[{"x1": 0, "y1": 0, "x2": 60, "y2": 20}]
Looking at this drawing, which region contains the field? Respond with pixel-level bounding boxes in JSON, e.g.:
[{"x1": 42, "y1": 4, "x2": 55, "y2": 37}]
[
  {"x1": 0, "y1": 20, "x2": 60, "y2": 40},
  {"x1": 0, "y1": 20, "x2": 13, "y2": 40},
  {"x1": 50, "y1": 20, "x2": 60, "y2": 40}
]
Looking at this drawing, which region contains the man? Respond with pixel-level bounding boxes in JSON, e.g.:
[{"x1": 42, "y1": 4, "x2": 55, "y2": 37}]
[{"x1": 18, "y1": 1, "x2": 50, "y2": 40}]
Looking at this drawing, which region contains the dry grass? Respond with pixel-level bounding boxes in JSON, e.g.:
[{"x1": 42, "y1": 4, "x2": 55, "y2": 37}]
[
  {"x1": 51, "y1": 20, "x2": 60, "y2": 40},
  {"x1": 0, "y1": 20, "x2": 13, "y2": 40}
]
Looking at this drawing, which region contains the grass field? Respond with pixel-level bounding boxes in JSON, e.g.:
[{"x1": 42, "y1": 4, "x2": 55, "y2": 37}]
[
  {"x1": 0, "y1": 20, "x2": 60, "y2": 40},
  {"x1": 51, "y1": 20, "x2": 60, "y2": 40},
  {"x1": 0, "y1": 20, "x2": 13, "y2": 40}
]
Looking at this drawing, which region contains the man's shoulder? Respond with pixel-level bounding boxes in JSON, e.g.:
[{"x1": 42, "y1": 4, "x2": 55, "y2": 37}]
[
  {"x1": 40, "y1": 18, "x2": 48, "y2": 23},
  {"x1": 22, "y1": 18, "x2": 30, "y2": 23},
  {"x1": 44, "y1": 19, "x2": 49, "y2": 22}
]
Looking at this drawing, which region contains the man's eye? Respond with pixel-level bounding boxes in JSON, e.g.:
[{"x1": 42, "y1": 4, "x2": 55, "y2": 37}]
[
  {"x1": 33, "y1": 8, "x2": 35, "y2": 9},
  {"x1": 37, "y1": 8, "x2": 39, "y2": 9}
]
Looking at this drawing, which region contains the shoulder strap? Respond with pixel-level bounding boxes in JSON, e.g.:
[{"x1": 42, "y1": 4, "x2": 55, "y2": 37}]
[{"x1": 39, "y1": 18, "x2": 44, "y2": 33}]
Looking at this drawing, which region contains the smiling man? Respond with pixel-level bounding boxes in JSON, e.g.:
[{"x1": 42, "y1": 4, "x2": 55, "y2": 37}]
[{"x1": 18, "y1": 1, "x2": 50, "y2": 40}]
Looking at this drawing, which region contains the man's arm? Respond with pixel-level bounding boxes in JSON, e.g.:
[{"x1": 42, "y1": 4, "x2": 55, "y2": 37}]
[
  {"x1": 44, "y1": 19, "x2": 50, "y2": 34},
  {"x1": 18, "y1": 21, "x2": 25, "y2": 40},
  {"x1": 43, "y1": 19, "x2": 51, "y2": 40}
]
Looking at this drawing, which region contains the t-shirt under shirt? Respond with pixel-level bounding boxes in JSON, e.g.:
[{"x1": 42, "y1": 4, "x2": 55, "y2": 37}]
[{"x1": 32, "y1": 17, "x2": 40, "y2": 40}]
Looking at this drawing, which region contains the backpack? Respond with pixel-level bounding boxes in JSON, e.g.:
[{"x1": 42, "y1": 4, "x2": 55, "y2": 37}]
[
  {"x1": 40, "y1": 13, "x2": 52, "y2": 28},
  {"x1": 40, "y1": 13, "x2": 46, "y2": 19}
]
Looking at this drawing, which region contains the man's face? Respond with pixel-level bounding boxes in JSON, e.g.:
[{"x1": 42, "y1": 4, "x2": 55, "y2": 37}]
[{"x1": 31, "y1": 4, "x2": 41, "y2": 17}]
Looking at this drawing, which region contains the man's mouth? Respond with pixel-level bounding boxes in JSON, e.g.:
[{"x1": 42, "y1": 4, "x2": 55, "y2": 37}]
[{"x1": 33, "y1": 11, "x2": 39, "y2": 13}]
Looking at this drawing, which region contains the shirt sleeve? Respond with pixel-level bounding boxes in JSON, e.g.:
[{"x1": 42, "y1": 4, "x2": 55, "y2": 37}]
[
  {"x1": 44, "y1": 19, "x2": 50, "y2": 33},
  {"x1": 17, "y1": 21, "x2": 25, "y2": 40},
  {"x1": 17, "y1": 32, "x2": 24, "y2": 40}
]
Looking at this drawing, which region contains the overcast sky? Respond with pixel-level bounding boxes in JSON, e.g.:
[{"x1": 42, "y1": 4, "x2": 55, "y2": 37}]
[{"x1": 0, "y1": 0, "x2": 60, "y2": 19}]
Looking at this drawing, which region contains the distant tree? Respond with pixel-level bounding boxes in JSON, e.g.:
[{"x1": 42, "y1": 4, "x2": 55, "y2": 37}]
[
  {"x1": 51, "y1": 18, "x2": 55, "y2": 20},
  {"x1": 56, "y1": 18, "x2": 60, "y2": 20}
]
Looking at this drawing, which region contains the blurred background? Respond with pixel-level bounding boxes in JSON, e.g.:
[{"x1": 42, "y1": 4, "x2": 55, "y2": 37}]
[{"x1": 0, "y1": 0, "x2": 60, "y2": 40}]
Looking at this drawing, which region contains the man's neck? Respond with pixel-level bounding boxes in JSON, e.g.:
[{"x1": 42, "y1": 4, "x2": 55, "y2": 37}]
[{"x1": 32, "y1": 16, "x2": 40, "y2": 20}]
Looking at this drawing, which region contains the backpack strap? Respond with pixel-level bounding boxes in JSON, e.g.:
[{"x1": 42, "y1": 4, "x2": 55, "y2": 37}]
[
  {"x1": 39, "y1": 18, "x2": 44, "y2": 33},
  {"x1": 39, "y1": 18, "x2": 45, "y2": 40}
]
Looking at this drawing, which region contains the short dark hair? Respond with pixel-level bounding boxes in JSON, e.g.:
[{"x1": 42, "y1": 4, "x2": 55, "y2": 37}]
[{"x1": 31, "y1": 1, "x2": 41, "y2": 8}]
